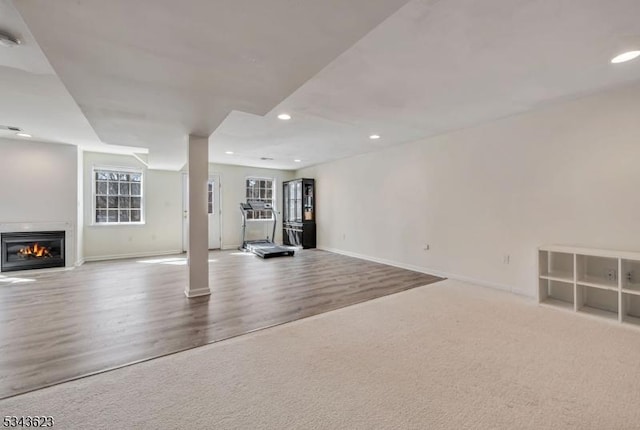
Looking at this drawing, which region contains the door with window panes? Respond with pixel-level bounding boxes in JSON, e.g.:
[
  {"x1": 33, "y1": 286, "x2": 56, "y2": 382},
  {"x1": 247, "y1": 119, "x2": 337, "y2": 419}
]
[
  {"x1": 207, "y1": 175, "x2": 221, "y2": 249},
  {"x1": 181, "y1": 174, "x2": 221, "y2": 251}
]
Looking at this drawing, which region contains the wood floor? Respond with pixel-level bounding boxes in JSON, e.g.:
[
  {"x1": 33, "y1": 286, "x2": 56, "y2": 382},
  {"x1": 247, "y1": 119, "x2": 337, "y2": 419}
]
[{"x1": 0, "y1": 249, "x2": 442, "y2": 399}]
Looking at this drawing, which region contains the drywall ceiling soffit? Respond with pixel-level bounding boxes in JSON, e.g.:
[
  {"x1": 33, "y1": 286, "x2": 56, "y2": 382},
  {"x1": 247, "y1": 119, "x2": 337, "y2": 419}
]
[
  {"x1": 14, "y1": 0, "x2": 410, "y2": 170},
  {"x1": 0, "y1": 0, "x2": 146, "y2": 153},
  {"x1": 211, "y1": 0, "x2": 640, "y2": 170}
]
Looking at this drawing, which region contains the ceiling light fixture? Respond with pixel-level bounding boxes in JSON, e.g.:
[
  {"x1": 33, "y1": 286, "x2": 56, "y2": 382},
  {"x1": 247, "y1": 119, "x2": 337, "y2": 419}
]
[
  {"x1": 16, "y1": 132, "x2": 31, "y2": 138},
  {"x1": 611, "y1": 50, "x2": 640, "y2": 64},
  {"x1": 225, "y1": 151, "x2": 234, "y2": 155},
  {"x1": 0, "y1": 31, "x2": 20, "y2": 48},
  {"x1": 369, "y1": 134, "x2": 381, "y2": 140},
  {"x1": 277, "y1": 113, "x2": 292, "y2": 120},
  {"x1": 294, "y1": 159, "x2": 301, "y2": 163}
]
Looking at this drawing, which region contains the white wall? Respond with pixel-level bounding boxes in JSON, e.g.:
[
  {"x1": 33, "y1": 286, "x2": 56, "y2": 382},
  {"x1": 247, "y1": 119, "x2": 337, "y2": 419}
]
[
  {"x1": 83, "y1": 152, "x2": 182, "y2": 260},
  {"x1": 76, "y1": 147, "x2": 84, "y2": 263},
  {"x1": 297, "y1": 82, "x2": 640, "y2": 297},
  {"x1": 207, "y1": 163, "x2": 295, "y2": 249},
  {"x1": 82, "y1": 153, "x2": 294, "y2": 259},
  {"x1": 0, "y1": 138, "x2": 78, "y2": 263}
]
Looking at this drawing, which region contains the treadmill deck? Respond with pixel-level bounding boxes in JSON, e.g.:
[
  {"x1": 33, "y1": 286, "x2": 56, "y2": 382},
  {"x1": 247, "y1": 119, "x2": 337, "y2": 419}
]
[{"x1": 244, "y1": 242, "x2": 295, "y2": 258}]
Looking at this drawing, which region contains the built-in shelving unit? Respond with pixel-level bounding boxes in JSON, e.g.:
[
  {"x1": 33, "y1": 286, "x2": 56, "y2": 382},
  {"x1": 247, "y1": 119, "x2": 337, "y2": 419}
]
[{"x1": 539, "y1": 245, "x2": 640, "y2": 328}]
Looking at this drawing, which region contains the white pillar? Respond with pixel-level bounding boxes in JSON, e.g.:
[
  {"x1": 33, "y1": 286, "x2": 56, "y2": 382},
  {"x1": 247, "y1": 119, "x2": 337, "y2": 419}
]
[{"x1": 185, "y1": 135, "x2": 211, "y2": 298}]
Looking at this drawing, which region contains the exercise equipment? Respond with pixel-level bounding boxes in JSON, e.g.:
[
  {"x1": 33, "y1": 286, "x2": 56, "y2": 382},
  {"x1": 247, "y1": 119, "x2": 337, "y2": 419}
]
[{"x1": 239, "y1": 201, "x2": 295, "y2": 258}]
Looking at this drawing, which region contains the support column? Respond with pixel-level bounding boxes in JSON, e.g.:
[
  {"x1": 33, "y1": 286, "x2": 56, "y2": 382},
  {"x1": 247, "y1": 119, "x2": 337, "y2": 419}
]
[{"x1": 185, "y1": 135, "x2": 211, "y2": 298}]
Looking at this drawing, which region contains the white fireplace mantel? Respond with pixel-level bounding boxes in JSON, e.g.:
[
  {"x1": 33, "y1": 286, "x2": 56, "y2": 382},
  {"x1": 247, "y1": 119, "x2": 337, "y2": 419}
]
[{"x1": 0, "y1": 222, "x2": 76, "y2": 268}]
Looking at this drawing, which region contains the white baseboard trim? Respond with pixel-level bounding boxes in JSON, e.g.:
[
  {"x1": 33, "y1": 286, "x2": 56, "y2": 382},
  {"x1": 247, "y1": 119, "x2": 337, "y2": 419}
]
[
  {"x1": 75, "y1": 259, "x2": 86, "y2": 267},
  {"x1": 319, "y1": 246, "x2": 440, "y2": 276},
  {"x1": 83, "y1": 249, "x2": 183, "y2": 263},
  {"x1": 184, "y1": 287, "x2": 211, "y2": 298},
  {"x1": 319, "y1": 246, "x2": 522, "y2": 296}
]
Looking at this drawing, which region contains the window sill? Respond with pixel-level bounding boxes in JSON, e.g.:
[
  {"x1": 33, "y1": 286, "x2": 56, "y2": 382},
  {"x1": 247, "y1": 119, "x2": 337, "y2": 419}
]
[{"x1": 90, "y1": 222, "x2": 146, "y2": 227}]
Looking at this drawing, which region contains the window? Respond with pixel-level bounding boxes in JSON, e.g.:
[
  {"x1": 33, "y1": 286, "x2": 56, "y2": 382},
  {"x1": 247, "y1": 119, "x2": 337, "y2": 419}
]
[
  {"x1": 94, "y1": 168, "x2": 143, "y2": 224},
  {"x1": 245, "y1": 177, "x2": 274, "y2": 220},
  {"x1": 208, "y1": 180, "x2": 214, "y2": 214}
]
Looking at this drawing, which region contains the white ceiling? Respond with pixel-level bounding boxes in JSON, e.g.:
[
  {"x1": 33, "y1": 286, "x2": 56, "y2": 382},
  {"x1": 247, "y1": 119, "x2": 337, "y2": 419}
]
[
  {"x1": 13, "y1": 0, "x2": 410, "y2": 170},
  {"x1": 4, "y1": 0, "x2": 640, "y2": 170},
  {"x1": 213, "y1": 0, "x2": 640, "y2": 169},
  {"x1": 0, "y1": 0, "x2": 146, "y2": 154}
]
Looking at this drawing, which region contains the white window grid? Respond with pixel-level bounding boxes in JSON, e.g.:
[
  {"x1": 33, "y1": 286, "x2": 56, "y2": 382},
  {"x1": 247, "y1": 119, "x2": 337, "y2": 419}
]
[
  {"x1": 245, "y1": 177, "x2": 274, "y2": 220},
  {"x1": 94, "y1": 168, "x2": 144, "y2": 224},
  {"x1": 208, "y1": 181, "x2": 214, "y2": 214}
]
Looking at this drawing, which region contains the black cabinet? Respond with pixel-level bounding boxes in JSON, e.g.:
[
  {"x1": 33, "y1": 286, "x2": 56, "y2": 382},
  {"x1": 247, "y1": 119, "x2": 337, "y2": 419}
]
[{"x1": 283, "y1": 178, "x2": 315, "y2": 249}]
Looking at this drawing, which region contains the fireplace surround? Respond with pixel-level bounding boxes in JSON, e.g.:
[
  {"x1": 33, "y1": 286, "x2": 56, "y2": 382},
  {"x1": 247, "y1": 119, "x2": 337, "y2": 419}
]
[{"x1": 1, "y1": 231, "x2": 66, "y2": 272}]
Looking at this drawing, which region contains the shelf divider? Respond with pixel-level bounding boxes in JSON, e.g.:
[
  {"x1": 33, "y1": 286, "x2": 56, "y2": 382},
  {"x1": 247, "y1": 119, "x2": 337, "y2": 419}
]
[
  {"x1": 539, "y1": 273, "x2": 573, "y2": 283},
  {"x1": 576, "y1": 279, "x2": 618, "y2": 292}
]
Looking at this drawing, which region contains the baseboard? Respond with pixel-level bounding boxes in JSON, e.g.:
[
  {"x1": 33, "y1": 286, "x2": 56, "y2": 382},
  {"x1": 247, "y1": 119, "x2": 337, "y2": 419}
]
[
  {"x1": 83, "y1": 249, "x2": 183, "y2": 263},
  {"x1": 319, "y1": 246, "x2": 520, "y2": 295},
  {"x1": 75, "y1": 259, "x2": 86, "y2": 267},
  {"x1": 509, "y1": 287, "x2": 535, "y2": 299},
  {"x1": 184, "y1": 287, "x2": 211, "y2": 298}
]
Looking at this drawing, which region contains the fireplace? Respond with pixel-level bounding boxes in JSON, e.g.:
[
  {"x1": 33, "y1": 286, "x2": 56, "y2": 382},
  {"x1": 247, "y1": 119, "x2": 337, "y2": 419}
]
[{"x1": 1, "y1": 231, "x2": 65, "y2": 272}]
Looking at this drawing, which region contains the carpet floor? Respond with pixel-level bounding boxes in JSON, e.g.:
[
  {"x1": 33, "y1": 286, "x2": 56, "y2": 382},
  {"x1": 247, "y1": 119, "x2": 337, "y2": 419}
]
[{"x1": 2, "y1": 279, "x2": 640, "y2": 429}]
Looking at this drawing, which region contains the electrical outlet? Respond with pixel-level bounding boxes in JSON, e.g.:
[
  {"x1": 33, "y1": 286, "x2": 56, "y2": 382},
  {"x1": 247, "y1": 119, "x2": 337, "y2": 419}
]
[
  {"x1": 627, "y1": 271, "x2": 633, "y2": 282},
  {"x1": 606, "y1": 269, "x2": 617, "y2": 281},
  {"x1": 423, "y1": 244, "x2": 430, "y2": 251},
  {"x1": 503, "y1": 255, "x2": 510, "y2": 264}
]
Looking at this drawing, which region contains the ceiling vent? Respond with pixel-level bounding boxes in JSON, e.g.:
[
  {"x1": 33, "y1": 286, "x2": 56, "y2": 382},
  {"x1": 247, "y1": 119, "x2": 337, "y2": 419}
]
[
  {"x1": 260, "y1": 157, "x2": 274, "y2": 161},
  {"x1": 0, "y1": 31, "x2": 20, "y2": 48},
  {"x1": 0, "y1": 125, "x2": 22, "y2": 132}
]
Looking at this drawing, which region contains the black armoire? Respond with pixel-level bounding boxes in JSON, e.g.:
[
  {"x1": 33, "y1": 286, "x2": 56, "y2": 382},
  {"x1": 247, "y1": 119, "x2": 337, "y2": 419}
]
[{"x1": 282, "y1": 178, "x2": 316, "y2": 248}]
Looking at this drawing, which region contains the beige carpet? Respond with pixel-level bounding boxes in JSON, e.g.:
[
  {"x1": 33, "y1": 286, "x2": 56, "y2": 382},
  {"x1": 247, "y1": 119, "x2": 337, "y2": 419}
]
[{"x1": 2, "y1": 279, "x2": 640, "y2": 429}]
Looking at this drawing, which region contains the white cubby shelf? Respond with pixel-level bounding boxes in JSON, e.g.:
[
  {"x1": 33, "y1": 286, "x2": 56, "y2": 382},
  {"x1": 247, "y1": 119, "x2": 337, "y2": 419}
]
[{"x1": 538, "y1": 245, "x2": 640, "y2": 328}]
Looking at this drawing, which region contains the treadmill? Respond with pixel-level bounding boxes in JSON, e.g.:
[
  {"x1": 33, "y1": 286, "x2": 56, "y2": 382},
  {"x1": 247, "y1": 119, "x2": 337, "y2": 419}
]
[{"x1": 239, "y1": 201, "x2": 295, "y2": 258}]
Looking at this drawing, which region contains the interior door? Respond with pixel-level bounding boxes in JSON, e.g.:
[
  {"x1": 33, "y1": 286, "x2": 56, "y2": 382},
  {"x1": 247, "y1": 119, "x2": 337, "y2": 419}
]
[
  {"x1": 182, "y1": 173, "x2": 189, "y2": 252},
  {"x1": 182, "y1": 173, "x2": 221, "y2": 251}
]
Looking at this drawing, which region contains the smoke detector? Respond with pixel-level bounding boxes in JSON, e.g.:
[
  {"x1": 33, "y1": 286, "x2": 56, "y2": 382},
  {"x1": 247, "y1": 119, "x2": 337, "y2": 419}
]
[{"x1": 0, "y1": 31, "x2": 20, "y2": 48}]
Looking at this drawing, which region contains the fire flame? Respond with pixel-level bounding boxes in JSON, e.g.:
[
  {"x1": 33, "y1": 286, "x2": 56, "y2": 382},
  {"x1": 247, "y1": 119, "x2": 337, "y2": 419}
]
[{"x1": 18, "y1": 243, "x2": 52, "y2": 258}]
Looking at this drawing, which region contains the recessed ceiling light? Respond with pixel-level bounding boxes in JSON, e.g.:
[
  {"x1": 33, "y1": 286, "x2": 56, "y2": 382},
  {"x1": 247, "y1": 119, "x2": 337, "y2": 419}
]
[
  {"x1": 16, "y1": 132, "x2": 31, "y2": 138},
  {"x1": 369, "y1": 134, "x2": 381, "y2": 140},
  {"x1": 611, "y1": 51, "x2": 640, "y2": 64},
  {"x1": 294, "y1": 159, "x2": 301, "y2": 163},
  {"x1": 0, "y1": 31, "x2": 20, "y2": 48},
  {"x1": 225, "y1": 151, "x2": 234, "y2": 155},
  {"x1": 277, "y1": 113, "x2": 292, "y2": 120}
]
